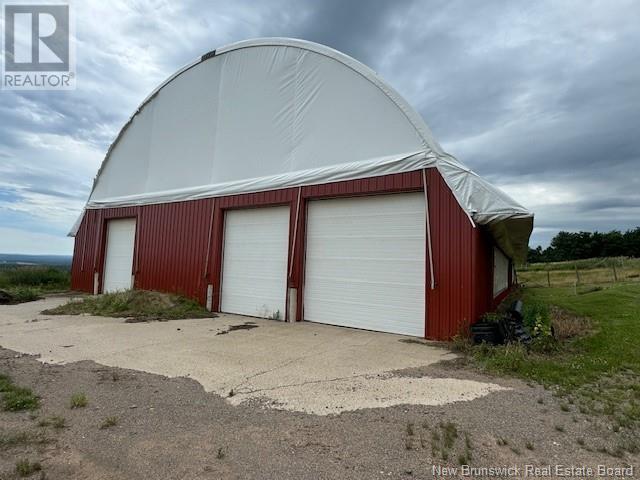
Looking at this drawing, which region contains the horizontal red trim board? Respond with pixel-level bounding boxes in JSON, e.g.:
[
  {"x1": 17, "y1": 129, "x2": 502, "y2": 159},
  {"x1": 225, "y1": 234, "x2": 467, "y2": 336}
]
[{"x1": 71, "y1": 170, "x2": 501, "y2": 340}]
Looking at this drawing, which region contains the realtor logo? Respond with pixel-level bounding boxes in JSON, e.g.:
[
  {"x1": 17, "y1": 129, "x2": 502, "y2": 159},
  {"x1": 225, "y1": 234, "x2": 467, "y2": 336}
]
[{"x1": 2, "y1": 3, "x2": 75, "y2": 90}]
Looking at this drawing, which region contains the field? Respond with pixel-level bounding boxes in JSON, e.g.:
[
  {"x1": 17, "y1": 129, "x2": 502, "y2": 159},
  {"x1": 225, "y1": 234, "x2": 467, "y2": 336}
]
[
  {"x1": 517, "y1": 257, "x2": 640, "y2": 288},
  {"x1": 0, "y1": 264, "x2": 70, "y2": 303}
]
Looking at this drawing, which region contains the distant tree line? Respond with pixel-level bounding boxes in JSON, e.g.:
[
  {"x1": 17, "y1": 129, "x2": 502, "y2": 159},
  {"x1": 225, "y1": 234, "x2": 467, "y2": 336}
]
[{"x1": 528, "y1": 227, "x2": 640, "y2": 263}]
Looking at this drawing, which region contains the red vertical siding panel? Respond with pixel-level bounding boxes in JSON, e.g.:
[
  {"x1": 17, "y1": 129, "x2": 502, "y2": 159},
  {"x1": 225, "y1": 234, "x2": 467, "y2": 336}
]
[{"x1": 424, "y1": 169, "x2": 476, "y2": 340}]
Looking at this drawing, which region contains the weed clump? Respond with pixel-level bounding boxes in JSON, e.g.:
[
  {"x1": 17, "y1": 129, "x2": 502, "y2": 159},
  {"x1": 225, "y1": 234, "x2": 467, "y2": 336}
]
[{"x1": 70, "y1": 393, "x2": 88, "y2": 409}]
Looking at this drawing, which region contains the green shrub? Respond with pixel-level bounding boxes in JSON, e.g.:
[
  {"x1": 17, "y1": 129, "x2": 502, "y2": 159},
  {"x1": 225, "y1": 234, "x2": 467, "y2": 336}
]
[{"x1": 522, "y1": 301, "x2": 552, "y2": 338}]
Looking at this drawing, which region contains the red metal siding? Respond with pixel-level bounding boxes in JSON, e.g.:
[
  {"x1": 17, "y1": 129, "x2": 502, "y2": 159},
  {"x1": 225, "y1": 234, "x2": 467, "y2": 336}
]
[
  {"x1": 71, "y1": 200, "x2": 213, "y2": 301},
  {"x1": 71, "y1": 169, "x2": 499, "y2": 340},
  {"x1": 423, "y1": 168, "x2": 476, "y2": 340},
  {"x1": 471, "y1": 226, "x2": 494, "y2": 322}
]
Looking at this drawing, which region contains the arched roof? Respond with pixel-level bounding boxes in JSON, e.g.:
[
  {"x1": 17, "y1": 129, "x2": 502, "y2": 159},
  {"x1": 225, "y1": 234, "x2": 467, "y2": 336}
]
[{"x1": 76, "y1": 38, "x2": 533, "y2": 260}]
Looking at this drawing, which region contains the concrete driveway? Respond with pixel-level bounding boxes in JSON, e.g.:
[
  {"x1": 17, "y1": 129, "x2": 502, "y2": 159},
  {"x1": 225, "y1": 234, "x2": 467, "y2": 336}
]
[{"x1": 0, "y1": 297, "x2": 505, "y2": 415}]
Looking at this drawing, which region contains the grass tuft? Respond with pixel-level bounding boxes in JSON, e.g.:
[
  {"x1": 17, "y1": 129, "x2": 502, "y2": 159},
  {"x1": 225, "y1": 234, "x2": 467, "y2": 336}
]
[
  {"x1": 70, "y1": 393, "x2": 87, "y2": 409},
  {"x1": 406, "y1": 422, "x2": 414, "y2": 436},
  {"x1": 430, "y1": 422, "x2": 460, "y2": 461},
  {"x1": 37, "y1": 415, "x2": 65, "y2": 429},
  {"x1": 15, "y1": 459, "x2": 41, "y2": 477},
  {"x1": 100, "y1": 416, "x2": 118, "y2": 429}
]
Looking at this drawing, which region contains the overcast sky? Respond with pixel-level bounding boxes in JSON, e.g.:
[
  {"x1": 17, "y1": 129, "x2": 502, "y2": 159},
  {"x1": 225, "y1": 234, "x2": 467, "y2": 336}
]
[{"x1": 1, "y1": 0, "x2": 639, "y2": 255}]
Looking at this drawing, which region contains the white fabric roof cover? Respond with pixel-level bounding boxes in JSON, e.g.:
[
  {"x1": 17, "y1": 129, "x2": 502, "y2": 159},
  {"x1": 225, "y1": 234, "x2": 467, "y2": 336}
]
[{"x1": 73, "y1": 38, "x2": 533, "y2": 261}]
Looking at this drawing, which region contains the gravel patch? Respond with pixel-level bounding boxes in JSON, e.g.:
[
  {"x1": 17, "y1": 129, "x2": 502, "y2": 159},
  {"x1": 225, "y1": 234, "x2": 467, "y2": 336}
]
[{"x1": 1, "y1": 348, "x2": 636, "y2": 479}]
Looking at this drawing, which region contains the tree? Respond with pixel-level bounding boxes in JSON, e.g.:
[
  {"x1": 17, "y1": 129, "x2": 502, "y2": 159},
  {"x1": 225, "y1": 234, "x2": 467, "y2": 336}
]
[{"x1": 528, "y1": 227, "x2": 640, "y2": 263}]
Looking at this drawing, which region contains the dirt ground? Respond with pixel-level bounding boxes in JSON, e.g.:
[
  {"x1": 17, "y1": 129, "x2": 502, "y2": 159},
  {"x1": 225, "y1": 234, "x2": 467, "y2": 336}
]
[{"x1": 1, "y1": 347, "x2": 636, "y2": 480}]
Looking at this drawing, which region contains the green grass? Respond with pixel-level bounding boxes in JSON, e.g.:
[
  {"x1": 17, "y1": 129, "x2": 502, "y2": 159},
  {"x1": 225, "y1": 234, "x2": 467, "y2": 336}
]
[
  {"x1": 4, "y1": 388, "x2": 39, "y2": 411},
  {"x1": 0, "y1": 431, "x2": 49, "y2": 450},
  {"x1": 15, "y1": 459, "x2": 41, "y2": 477},
  {"x1": 5, "y1": 286, "x2": 42, "y2": 303},
  {"x1": 470, "y1": 283, "x2": 640, "y2": 389},
  {"x1": 521, "y1": 283, "x2": 640, "y2": 388},
  {"x1": 519, "y1": 257, "x2": 640, "y2": 272},
  {"x1": 100, "y1": 416, "x2": 118, "y2": 429},
  {"x1": 0, "y1": 374, "x2": 39, "y2": 411},
  {"x1": 430, "y1": 421, "x2": 459, "y2": 461},
  {"x1": 43, "y1": 289, "x2": 217, "y2": 322},
  {"x1": 518, "y1": 257, "x2": 640, "y2": 287},
  {"x1": 38, "y1": 415, "x2": 66, "y2": 429},
  {"x1": 69, "y1": 393, "x2": 87, "y2": 409},
  {"x1": 0, "y1": 265, "x2": 70, "y2": 303}
]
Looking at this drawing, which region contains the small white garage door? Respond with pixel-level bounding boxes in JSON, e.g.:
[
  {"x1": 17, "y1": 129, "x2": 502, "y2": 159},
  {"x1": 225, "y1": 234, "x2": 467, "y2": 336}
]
[
  {"x1": 304, "y1": 193, "x2": 426, "y2": 337},
  {"x1": 221, "y1": 206, "x2": 289, "y2": 319},
  {"x1": 103, "y1": 218, "x2": 136, "y2": 293}
]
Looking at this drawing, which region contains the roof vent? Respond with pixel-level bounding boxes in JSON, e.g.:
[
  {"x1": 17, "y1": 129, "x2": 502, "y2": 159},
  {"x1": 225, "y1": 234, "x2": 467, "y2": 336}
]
[{"x1": 201, "y1": 50, "x2": 216, "y2": 61}]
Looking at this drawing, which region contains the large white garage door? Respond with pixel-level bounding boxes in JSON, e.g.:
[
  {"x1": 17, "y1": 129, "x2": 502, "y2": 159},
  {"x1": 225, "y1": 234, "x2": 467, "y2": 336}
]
[
  {"x1": 103, "y1": 218, "x2": 136, "y2": 293},
  {"x1": 305, "y1": 193, "x2": 426, "y2": 337},
  {"x1": 221, "y1": 206, "x2": 289, "y2": 319}
]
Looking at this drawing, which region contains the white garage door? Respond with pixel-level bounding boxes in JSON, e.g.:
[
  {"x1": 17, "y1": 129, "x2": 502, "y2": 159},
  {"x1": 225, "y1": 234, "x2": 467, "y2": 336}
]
[
  {"x1": 103, "y1": 218, "x2": 136, "y2": 293},
  {"x1": 221, "y1": 206, "x2": 289, "y2": 319},
  {"x1": 304, "y1": 193, "x2": 426, "y2": 336}
]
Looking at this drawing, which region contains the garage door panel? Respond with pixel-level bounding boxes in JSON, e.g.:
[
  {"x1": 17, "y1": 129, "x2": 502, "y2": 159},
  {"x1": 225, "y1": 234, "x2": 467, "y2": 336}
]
[
  {"x1": 304, "y1": 259, "x2": 422, "y2": 284},
  {"x1": 221, "y1": 206, "x2": 289, "y2": 319},
  {"x1": 304, "y1": 277, "x2": 424, "y2": 300},
  {"x1": 307, "y1": 237, "x2": 425, "y2": 259},
  {"x1": 305, "y1": 193, "x2": 425, "y2": 337}
]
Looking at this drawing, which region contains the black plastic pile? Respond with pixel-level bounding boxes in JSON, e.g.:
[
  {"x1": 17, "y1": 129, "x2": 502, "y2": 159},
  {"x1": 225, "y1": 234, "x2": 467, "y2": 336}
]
[
  {"x1": 470, "y1": 300, "x2": 532, "y2": 345},
  {"x1": 0, "y1": 289, "x2": 14, "y2": 305}
]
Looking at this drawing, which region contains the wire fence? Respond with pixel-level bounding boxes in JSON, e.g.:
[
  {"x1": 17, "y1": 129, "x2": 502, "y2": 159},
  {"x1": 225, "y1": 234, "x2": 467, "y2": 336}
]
[{"x1": 517, "y1": 257, "x2": 640, "y2": 288}]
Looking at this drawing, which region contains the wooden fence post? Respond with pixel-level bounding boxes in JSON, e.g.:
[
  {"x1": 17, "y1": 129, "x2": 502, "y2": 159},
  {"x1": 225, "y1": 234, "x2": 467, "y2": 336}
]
[
  {"x1": 612, "y1": 264, "x2": 618, "y2": 282},
  {"x1": 547, "y1": 269, "x2": 551, "y2": 287},
  {"x1": 575, "y1": 264, "x2": 580, "y2": 285}
]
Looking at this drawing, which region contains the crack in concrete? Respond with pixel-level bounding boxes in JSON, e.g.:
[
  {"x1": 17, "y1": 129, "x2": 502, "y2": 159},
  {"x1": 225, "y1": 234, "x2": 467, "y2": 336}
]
[
  {"x1": 228, "y1": 337, "x2": 351, "y2": 393},
  {"x1": 232, "y1": 371, "x2": 396, "y2": 397}
]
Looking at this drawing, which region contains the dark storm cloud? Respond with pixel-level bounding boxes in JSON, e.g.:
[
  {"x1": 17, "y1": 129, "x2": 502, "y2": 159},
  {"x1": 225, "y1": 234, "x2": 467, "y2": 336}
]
[
  {"x1": 286, "y1": 0, "x2": 417, "y2": 67},
  {"x1": 1, "y1": 0, "x2": 639, "y2": 253}
]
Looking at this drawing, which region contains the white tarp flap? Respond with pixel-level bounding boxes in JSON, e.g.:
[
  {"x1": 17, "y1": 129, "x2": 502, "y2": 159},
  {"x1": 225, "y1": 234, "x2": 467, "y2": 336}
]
[{"x1": 73, "y1": 38, "x2": 533, "y2": 262}]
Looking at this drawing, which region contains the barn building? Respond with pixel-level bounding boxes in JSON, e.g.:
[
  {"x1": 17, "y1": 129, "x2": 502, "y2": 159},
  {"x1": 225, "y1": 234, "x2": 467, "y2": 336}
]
[{"x1": 70, "y1": 38, "x2": 533, "y2": 340}]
